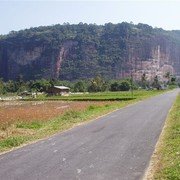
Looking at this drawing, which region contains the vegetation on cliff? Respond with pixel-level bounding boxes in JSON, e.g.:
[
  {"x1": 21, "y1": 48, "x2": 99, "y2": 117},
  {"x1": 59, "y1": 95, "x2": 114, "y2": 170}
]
[{"x1": 0, "y1": 22, "x2": 180, "y2": 81}]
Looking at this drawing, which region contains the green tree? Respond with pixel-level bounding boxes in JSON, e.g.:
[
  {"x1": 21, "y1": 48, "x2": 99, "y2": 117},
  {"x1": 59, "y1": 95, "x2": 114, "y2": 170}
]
[
  {"x1": 141, "y1": 73, "x2": 147, "y2": 89},
  {"x1": 0, "y1": 79, "x2": 6, "y2": 94},
  {"x1": 30, "y1": 79, "x2": 51, "y2": 92},
  {"x1": 4, "y1": 80, "x2": 18, "y2": 92},
  {"x1": 74, "y1": 81, "x2": 86, "y2": 92},
  {"x1": 170, "y1": 76, "x2": 176, "y2": 85},
  {"x1": 110, "y1": 80, "x2": 131, "y2": 91},
  {"x1": 152, "y1": 75, "x2": 161, "y2": 89},
  {"x1": 88, "y1": 76, "x2": 105, "y2": 92},
  {"x1": 110, "y1": 82, "x2": 119, "y2": 91},
  {"x1": 164, "y1": 72, "x2": 171, "y2": 84},
  {"x1": 119, "y1": 80, "x2": 131, "y2": 91}
]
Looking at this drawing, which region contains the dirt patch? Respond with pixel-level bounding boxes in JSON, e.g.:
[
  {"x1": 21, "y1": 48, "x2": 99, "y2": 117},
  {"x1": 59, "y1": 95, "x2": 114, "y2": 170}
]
[{"x1": 0, "y1": 101, "x2": 112, "y2": 127}]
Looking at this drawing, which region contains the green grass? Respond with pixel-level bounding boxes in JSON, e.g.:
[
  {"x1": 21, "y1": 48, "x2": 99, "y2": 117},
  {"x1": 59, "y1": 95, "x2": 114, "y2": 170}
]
[
  {"x1": 26, "y1": 90, "x2": 166, "y2": 101},
  {"x1": 16, "y1": 121, "x2": 44, "y2": 130},
  {"x1": 0, "y1": 90, "x2": 167, "y2": 153},
  {"x1": 153, "y1": 94, "x2": 180, "y2": 180},
  {"x1": 0, "y1": 136, "x2": 28, "y2": 148}
]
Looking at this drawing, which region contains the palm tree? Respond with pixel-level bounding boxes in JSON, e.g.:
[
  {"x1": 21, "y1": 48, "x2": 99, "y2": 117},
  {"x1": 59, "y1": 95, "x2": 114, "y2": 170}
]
[
  {"x1": 141, "y1": 73, "x2": 147, "y2": 89},
  {"x1": 164, "y1": 72, "x2": 171, "y2": 84}
]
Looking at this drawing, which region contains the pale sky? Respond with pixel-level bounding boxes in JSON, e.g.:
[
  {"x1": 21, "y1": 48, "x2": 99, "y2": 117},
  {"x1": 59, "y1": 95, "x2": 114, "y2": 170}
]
[{"x1": 1, "y1": 0, "x2": 180, "y2": 35}]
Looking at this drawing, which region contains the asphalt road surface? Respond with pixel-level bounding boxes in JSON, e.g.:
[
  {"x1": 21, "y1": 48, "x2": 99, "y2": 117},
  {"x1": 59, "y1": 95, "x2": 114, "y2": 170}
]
[{"x1": 0, "y1": 90, "x2": 179, "y2": 180}]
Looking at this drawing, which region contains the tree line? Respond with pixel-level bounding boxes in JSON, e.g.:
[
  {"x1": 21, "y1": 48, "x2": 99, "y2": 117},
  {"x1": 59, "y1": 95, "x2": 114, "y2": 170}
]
[{"x1": 0, "y1": 74, "x2": 179, "y2": 95}]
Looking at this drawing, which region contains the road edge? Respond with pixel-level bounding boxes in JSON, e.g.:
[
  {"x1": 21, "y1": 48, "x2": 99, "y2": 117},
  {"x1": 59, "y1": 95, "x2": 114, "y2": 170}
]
[{"x1": 142, "y1": 93, "x2": 177, "y2": 180}]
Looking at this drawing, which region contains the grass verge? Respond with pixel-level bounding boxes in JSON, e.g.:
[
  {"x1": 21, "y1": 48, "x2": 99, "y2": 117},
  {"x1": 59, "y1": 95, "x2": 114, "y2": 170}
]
[
  {"x1": 145, "y1": 93, "x2": 180, "y2": 180},
  {"x1": 0, "y1": 90, "x2": 167, "y2": 153}
]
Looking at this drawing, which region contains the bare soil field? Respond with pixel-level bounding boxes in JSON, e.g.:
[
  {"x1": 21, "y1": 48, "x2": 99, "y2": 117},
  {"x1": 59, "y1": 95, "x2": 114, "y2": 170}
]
[{"x1": 0, "y1": 100, "x2": 110, "y2": 127}]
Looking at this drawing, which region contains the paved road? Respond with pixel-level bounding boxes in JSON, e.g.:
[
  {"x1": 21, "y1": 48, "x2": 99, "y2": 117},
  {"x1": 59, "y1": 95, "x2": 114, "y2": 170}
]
[{"x1": 0, "y1": 90, "x2": 179, "y2": 180}]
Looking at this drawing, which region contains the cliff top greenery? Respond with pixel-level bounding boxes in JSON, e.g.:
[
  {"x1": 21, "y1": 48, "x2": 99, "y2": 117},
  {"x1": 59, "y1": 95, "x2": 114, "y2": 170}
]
[
  {"x1": 0, "y1": 22, "x2": 180, "y2": 81},
  {"x1": 1, "y1": 22, "x2": 180, "y2": 41}
]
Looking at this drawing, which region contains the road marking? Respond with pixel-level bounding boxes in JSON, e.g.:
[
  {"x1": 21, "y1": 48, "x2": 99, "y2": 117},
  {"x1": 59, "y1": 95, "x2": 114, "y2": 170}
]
[
  {"x1": 77, "y1": 169, "x2": 81, "y2": 174},
  {"x1": 89, "y1": 164, "x2": 94, "y2": 168}
]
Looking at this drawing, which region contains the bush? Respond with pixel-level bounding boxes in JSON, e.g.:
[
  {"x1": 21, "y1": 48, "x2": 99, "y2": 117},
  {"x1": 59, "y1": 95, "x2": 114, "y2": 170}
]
[
  {"x1": 168, "y1": 84, "x2": 177, "y2": 89},
  {"x1": 62, "y1": 110, "x2": 81, "y2": 120},
  {"x1": 110, "y1": 82, "x2": 119, "y2": 91},
  {"x1": 74, "y1": 81, "x2": 86, "y2": 92},
  {"x1": 110, "y1": 80, "x2": 130, "y2": 91},
  {"x1": 88, "y1": 105, "x2": 99, "y2": 110},
  {"x1": 119, "y1": 80, "x2": 131, "y2": 91}
]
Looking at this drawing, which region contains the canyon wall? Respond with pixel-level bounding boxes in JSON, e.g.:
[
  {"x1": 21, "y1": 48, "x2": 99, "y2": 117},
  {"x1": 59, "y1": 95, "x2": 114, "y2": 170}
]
[{"x1": 0, "y1": 23, "x2": 180, "y2": 81}]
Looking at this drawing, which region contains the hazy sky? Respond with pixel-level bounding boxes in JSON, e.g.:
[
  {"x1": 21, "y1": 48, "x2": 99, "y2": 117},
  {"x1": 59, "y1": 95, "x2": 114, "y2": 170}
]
[{"x1": 1, "y1": 0, "x2": 180, "y2": 35}]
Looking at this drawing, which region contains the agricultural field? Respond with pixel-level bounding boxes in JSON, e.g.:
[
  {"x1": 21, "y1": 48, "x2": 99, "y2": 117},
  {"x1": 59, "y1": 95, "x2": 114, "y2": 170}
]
[
  {"x1": 0, "y1": 90, "x2": 167, "y2": 152},
  {"x1": 0, "y1": 101, "x2": 109, "y2": 129},
  {"x1": 28, "y1": 90, "x2": 164, "y2": 101}
]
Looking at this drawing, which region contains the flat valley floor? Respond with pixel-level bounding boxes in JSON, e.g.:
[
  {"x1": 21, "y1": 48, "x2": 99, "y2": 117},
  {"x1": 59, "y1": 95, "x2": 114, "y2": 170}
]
[{"x1": 0, "y1": 90, "x2": 179, "y2": 180}]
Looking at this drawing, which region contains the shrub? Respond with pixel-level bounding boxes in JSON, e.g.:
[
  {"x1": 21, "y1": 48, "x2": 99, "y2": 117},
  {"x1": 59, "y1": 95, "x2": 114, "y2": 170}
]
[
  {"x1": 119, "y1": 80, "x2": 131, "y2": 91},
  {"x1": 62, "y1": 110, "x2": 81, "y2": 120},
  {"x1": 88, "y1": 105, "x2": 99, "y2": 110}
]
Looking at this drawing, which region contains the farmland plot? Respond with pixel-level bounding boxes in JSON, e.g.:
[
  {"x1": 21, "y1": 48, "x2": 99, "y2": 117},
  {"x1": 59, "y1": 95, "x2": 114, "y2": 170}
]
[
  {"x1": 0, "y1": 101, "x2": 112, "y2": 140},
  {"x1": 0, "y1": 100, "x2": 111, "y2": 124}
]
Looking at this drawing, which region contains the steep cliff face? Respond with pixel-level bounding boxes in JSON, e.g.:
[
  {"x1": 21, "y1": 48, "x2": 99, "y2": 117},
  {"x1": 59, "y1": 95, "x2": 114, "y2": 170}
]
[
  {"x1": 55, "y1": 41, "x2": 78, "y2": 79},
  {"x1": 127, "y1": 35, "x2": 180, "y2": 81},
  {"x1": 0, "y1": 23, "x2": 180, "y2": 81}
]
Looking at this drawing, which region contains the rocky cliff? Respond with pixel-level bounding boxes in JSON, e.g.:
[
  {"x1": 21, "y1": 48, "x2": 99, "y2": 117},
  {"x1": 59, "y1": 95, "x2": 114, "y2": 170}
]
[{"x1": 0, "y1": 23, "x2": 180, "y2": 81}]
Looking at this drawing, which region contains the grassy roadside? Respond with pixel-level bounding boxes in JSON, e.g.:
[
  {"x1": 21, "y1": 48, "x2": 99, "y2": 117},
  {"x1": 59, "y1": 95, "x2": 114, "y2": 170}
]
[
  {"x1": 146, "y1": 93, "x2": 180, "y2": 180},
  {"x1": 0, "y1": 90, "x2": 167, "y2": 153}
]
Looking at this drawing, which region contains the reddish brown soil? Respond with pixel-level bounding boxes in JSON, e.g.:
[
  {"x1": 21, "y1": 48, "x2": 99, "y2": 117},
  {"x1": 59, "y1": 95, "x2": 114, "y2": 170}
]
[{"x1": 0, "y1": 101, "x2": 110, "y2": 127}]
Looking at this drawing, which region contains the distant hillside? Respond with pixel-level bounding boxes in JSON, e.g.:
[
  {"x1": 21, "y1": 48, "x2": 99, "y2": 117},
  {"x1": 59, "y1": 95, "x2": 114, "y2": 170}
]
[{"x1": 0, "y1": 22, "x2": 180, "y2": 81}]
